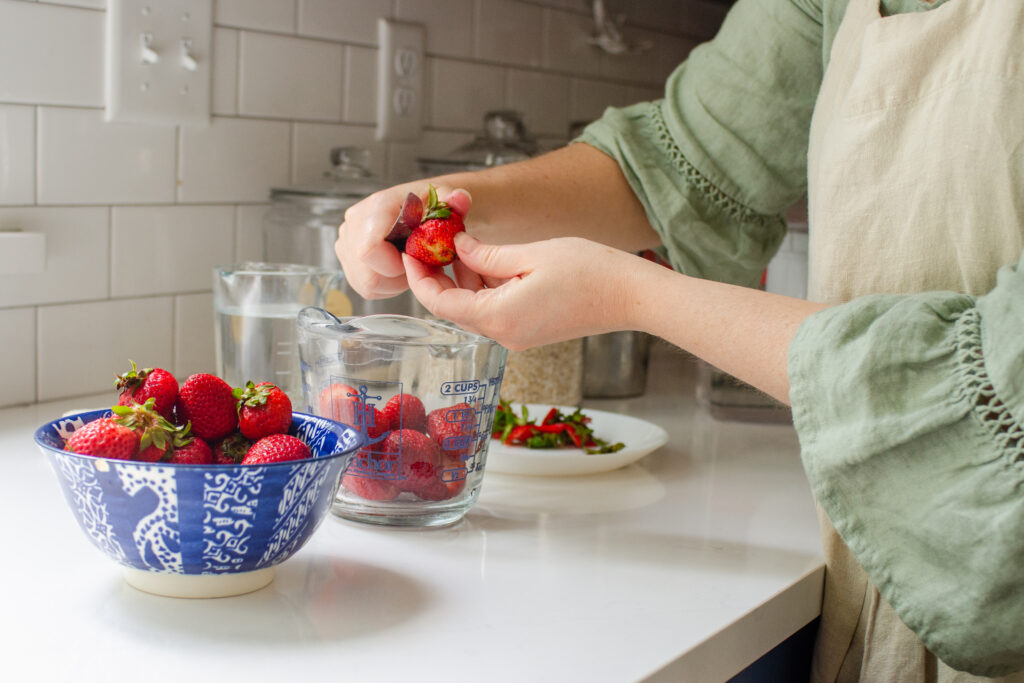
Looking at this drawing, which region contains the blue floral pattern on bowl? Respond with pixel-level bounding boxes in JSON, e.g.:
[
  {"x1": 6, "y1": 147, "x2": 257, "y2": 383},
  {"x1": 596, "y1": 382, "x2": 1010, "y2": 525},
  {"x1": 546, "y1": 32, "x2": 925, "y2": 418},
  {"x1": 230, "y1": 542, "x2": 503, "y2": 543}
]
[{"x1": 35, "y1": 410, "x2": 361, "y2": 576}]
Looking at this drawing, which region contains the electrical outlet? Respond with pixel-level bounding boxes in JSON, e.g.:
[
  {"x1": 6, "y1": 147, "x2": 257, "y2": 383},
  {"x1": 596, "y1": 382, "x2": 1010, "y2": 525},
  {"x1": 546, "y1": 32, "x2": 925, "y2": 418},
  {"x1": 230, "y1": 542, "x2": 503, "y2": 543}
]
[
  {"x1": 376, "y1": 19, "x2": 425, "y2": 142},
  {"x1": 106, "y1": 0, "x2": 212, "y2": 125}
]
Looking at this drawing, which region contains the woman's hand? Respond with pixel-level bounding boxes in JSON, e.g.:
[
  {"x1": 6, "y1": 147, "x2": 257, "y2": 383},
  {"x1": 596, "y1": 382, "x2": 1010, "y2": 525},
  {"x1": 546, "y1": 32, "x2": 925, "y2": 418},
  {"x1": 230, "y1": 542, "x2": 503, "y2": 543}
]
[
  {"x1": 404, "y1": 233, "x2": 652, "y2": 350},
  {"x1": 335, "y1": 184, "x2": 471, "y2": 300}
]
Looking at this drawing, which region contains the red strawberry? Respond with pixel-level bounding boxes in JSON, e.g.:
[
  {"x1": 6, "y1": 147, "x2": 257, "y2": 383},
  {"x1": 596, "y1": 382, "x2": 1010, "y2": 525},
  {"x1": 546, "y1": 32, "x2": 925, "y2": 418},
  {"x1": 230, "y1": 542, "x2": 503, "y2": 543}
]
[
  {"x1": 318, "y1": 382, "x2": 359, "y2": 423},
  {"x1": 212, "y1": 432, "x2": 252, "y2": 465},
  {"x1": 402, "y1": 185, "x2": 466, "y2": 267},
  {"x1": 176, "y1": 373, "x2": 238, "y2": 440},
  {"x1": 115, "y1": 361, "x2": 178, "y2": 419},
  {"x1": 111, "y1": 397, "x2": 179, "y2": 462},
  {"x1": 64, "y1": 417, "x2": 139, "y2": 461},
  {"x1": 242, "y1": 433, "x2": 311, "y2": 465},
  {"x1": 167, "y1": 436, "x2": 213, "y2": 465},
  {"x1": 416, "y1": 478, "x2": 452, "y2": 501},
  {"x1": 235, "y1": 381, "x2": 292, "y2": 440},
  {"x1": 381, "y1": 429, "x2": 440, "y2": 493},
  {"x1": 341, "y1": 472, "x2": 400, "y2": 501},
  {"x1": 318, "y1": 382, "x2": 388, "y2": 439},
  {"x1": 426, "y1": 403, "x2": 476, "y2": 459},
  {"x1": 381, "y1": 393, "x2": 426, "y2": 433}
]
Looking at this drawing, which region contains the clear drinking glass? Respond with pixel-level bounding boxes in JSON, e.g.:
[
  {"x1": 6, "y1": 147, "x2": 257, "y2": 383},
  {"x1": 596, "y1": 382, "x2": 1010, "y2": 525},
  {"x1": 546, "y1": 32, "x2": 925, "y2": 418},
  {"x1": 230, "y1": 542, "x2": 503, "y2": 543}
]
[
  {"x1": 213, "y1": 262, "x2": 340, "y2": 403},
  {"x1": 297, "y1": 309, "x2": 508, "y2": 528}
]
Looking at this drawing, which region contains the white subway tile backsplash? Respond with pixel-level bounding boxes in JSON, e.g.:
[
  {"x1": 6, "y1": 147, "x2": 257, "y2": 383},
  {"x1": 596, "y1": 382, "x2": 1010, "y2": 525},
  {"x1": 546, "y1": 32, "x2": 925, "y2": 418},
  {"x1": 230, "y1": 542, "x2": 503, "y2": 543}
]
[
  {"x1": 215, "y1": 0, "x2": 297, "y2": 33},
  {"x1": 37, "y1": 297, "x2": 175, "y2": 402},
  {"x1": 0, "y1": 308, "x2": 36, "y2": 408},
  {"x1": 598, "y1": 27, "x2": 668, "y2": 85},
  {"x1": 236, "y1": 204, "x2": 272, "y2": 262},
  {"x1": 292, "y1": 122, "x2": 385, "y2": 186},
  {"x1": 111, "y1": 206, "x2": 235, "y2": 298},
  {"x1": 174, "y1": 292, "x2": 216, "y2": 380},
  {"x1": 0, "y1": 105, "x2": 35, "y2": 205},
  {"x1": 45, "y1": 0, "x2": 105, "y2": 8},
  {"x1": 0, "y1": 1, "x2": 103, "y2": 107},
  {"x1": 543, "y1": 8, "x2": 601, "y2": 78},
  {"x1": 395, "y1": 0, "x2": 472, "y2": 59},
  {"x1": 679, "y1": 0, "x2": 730, "y2": 40},
  {"x1": 600, "y1": 30, "x2": 694, "y2": 86},
  {"x1": 506, "y1": 69, "x2": 569, "y2": 137},
  {"x1": 0, "y1": 207, "x2": 108, "y2": 307},
  {"x1": 387, "y1": 130, "x2": 474, "y2": 182},
  {"x1": 177, "y1": 117, "x2": 290, "y2": 203},
  {"x1": 238, "y1": 32, "x2": 343, "y2": 121},
  {"x1": 605, "y1": 0, "x2": 677, "y2": 33},
  {"x1": 298, "y1": 0, "x2": 391, "y2": 44},
  {"x1": 569, "y1": 78, "x2": 637, "y2": 123},
  {"x1": 37, "y1": 107, "x2": 177, "y2": 205},
  {"x1": 475, "y1": 0, "x2": 543, "y2": 67},
  {"x1": 430, "y1": 59, "x2": 505, "y2": 131},
  {"x1": 212, "y1": 28, "x2": 240, "y2": 116},
  {"x1": 344, "y1": 46, "x2": 378, "y2": 124},
  {"x1": 0, "y1": 0, "x2": 729, "y2": 406}
]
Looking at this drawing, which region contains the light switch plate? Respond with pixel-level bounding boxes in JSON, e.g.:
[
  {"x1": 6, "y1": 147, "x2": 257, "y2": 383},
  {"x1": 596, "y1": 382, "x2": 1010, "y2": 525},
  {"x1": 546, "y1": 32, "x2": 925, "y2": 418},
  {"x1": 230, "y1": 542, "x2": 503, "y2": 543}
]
[
  {"x1": 106, "y1": 0, "x2": 212, "y2": 125},
  {"x1": 376, "y1": 19, "x2": 425, "y2": 142}
]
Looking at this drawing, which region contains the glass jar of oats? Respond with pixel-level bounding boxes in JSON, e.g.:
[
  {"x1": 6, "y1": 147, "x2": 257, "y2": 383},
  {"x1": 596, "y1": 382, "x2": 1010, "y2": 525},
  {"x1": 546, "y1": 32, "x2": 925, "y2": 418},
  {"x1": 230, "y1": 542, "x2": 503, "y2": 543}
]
[{"x1": 498, "y1": 338, "x2": 584, "y2": 406}]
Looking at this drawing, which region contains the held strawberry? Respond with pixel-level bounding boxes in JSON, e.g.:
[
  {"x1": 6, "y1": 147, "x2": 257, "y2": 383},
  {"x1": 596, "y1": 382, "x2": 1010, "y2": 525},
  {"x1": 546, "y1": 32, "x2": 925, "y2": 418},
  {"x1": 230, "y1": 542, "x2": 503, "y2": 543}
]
[
  {"x1": 64, "y1": 418, "x2": 139, "y2": 461},
  {"x1": 242, "y1": 433, "x2": 312, "y2": 465},
  {"x1": 176, "y1": 373, "x2": 238, "y2": 441},
  {"x1": 115, "y1": 360, "x2": 178, "y2": 420},
  {"x1": 393, "y1": 184, "x2": 466, "y2": 267},
  {"x1": 234, "y1": 381, "x2": 292, "y2": 440}
]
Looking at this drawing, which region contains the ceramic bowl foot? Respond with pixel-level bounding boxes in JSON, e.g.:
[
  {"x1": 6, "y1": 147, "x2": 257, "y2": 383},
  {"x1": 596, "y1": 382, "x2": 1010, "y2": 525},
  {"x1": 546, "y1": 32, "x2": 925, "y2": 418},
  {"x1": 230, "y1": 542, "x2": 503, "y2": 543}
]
[{"x1": 122, "y1": 567, "x2": 275, "y2": 598}]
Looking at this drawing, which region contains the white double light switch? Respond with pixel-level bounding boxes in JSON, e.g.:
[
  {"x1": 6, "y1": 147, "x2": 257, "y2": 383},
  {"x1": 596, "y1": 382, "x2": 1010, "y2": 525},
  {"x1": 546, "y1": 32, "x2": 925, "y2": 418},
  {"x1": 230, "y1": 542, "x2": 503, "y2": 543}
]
[
  {"x1": 106, "y1": 0, "x2": 212, "y2": 125},
  {"x1": 377, "y1": 19, "x2": 425, "y2": 142}
]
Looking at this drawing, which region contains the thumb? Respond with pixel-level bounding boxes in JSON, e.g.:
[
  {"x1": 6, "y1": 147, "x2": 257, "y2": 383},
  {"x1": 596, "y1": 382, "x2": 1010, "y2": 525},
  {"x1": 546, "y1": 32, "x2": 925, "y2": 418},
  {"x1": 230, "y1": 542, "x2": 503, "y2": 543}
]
[
  {"x1": 454, "y1": 233, "x2": 530, "y2": 279},
  {"x1": 444, "y1": 188, "x2": 472, "y2": 218}
]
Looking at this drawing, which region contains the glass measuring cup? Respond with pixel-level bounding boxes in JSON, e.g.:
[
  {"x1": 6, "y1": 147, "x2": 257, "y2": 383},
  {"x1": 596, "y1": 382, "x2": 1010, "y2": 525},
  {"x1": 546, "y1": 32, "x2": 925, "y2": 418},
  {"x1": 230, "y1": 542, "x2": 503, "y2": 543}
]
[
  {"x1": 213, "y1": 262, "x2": 342, "y2": 404},
  {"x1": 296, "y1": 308, "x2": 507, "y2": 527}
]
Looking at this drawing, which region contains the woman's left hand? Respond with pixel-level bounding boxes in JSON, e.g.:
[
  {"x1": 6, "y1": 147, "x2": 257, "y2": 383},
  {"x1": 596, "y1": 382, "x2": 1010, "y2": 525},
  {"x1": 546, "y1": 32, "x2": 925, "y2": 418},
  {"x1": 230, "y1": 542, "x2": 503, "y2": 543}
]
[{"x1": 404, "y1": 233, "x2": 650, "y2": 350}]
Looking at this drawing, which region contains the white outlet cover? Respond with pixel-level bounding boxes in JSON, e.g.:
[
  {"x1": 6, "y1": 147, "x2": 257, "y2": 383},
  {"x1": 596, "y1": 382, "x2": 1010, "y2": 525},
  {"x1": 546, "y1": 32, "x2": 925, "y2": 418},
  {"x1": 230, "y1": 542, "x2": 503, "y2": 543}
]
[
  {"x1": 377, "y1": 19, "x2": 425, "y2": 142},
  {"x1": 106, "y1": 0, "x2": 212, "y2": 126}
]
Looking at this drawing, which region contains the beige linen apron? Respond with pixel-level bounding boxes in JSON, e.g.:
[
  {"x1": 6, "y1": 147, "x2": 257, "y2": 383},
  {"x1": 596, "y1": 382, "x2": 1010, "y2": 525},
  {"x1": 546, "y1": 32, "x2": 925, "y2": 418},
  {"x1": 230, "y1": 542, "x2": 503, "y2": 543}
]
[{"x1": 805, "y1": 0, "x2": 1024, "y2": 680}]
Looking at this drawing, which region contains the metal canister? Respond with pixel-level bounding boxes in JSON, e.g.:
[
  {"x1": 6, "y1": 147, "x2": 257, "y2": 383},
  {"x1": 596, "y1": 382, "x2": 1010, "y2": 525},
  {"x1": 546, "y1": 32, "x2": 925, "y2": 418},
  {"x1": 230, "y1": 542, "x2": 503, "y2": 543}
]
[{"x1": 582, "y1": 331, "x2": 651, "y2": 398}]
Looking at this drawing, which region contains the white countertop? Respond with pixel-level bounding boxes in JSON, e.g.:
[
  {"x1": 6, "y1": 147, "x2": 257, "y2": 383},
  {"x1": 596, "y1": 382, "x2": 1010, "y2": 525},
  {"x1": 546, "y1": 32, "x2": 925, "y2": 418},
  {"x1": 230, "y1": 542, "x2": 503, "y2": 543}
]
[{"x1": 0, "y1": 343, "x2": 824, "y2": 683}]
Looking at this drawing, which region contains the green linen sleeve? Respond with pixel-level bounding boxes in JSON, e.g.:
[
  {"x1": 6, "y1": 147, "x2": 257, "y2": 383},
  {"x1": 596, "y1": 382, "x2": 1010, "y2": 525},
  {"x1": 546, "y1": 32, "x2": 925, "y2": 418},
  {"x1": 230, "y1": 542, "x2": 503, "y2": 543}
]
[
  {"x1": 788, "y1": 251, "x2": 1024, "y2": 676},
  {"x1": 576, "y1": 0, "x2": 825, "y2": 287}
]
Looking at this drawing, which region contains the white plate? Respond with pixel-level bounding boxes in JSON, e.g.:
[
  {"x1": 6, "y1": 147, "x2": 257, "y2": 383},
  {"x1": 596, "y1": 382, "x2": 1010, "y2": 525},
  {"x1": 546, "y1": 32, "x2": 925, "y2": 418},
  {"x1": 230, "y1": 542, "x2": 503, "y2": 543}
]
[{"x1": 484, "y1": 404, "x2": 669, "y2": 476}]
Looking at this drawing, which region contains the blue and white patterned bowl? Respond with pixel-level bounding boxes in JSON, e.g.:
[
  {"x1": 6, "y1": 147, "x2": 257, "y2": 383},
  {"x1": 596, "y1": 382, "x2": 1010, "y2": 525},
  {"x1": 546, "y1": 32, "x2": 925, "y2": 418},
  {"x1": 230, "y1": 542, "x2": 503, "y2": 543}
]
[{"x1": 34, "y1": 409, "x2": 362, "y2": 598}]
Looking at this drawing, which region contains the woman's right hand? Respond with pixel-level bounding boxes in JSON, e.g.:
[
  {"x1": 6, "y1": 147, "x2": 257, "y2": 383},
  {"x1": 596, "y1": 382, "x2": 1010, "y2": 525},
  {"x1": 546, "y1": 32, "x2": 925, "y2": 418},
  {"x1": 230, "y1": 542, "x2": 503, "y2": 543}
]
[{"x1": 335, "y1": 183, "x2": 472, "y2": 301}]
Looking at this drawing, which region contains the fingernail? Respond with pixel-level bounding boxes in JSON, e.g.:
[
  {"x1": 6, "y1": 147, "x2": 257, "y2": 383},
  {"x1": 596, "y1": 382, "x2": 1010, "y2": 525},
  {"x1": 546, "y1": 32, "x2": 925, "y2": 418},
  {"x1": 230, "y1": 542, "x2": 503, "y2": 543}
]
[{"x1": 454, "y1": 231, "x2": 476, "y2": 249}]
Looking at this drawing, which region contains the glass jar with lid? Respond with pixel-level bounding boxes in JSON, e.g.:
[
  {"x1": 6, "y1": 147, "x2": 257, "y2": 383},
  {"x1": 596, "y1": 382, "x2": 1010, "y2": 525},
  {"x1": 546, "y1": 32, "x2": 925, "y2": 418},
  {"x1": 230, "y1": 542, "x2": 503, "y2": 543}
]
[{"x1": 417, "y1": 110, "x2": 538, "y2": 176}]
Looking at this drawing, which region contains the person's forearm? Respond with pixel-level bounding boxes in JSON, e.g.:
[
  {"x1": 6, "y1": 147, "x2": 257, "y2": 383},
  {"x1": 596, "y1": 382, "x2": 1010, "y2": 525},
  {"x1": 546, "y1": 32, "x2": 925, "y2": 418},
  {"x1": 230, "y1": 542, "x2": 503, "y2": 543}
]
[
  {"x1": 427, "y1": 143, "x2": 661, "y2": 252},
  {"x1": 625, "y1": 263, "x2": 828, "y2": 404}
]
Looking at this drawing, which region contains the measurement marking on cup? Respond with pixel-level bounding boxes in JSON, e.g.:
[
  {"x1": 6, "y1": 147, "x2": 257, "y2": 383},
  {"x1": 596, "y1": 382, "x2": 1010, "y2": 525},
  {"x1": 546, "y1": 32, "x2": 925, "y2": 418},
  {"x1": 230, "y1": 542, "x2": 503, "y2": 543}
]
[{"x1": 441, "y1": 380, "x2": 481, "y2": 396}]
